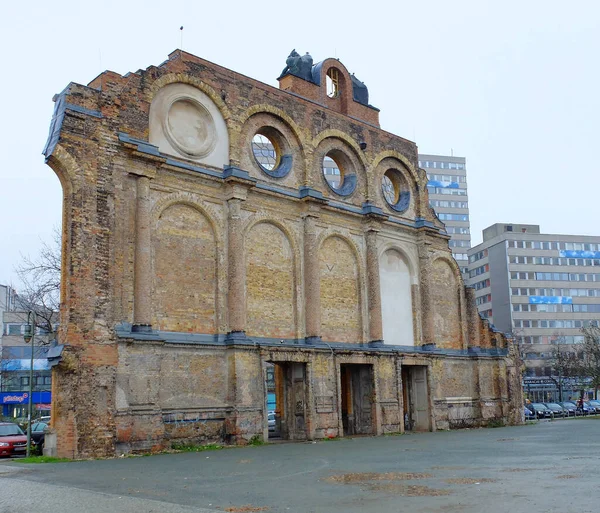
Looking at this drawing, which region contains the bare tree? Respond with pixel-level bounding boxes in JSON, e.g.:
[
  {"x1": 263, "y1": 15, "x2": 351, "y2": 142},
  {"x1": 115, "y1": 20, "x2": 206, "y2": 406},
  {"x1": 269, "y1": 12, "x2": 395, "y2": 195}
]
[
  {"x1": 580, "y1": 322, "x2": 600, "y2": 399},
  {"x1": 14, "y1": 226, "x2": 61, "y2": 334},
  {"x1": 549, "y1": 333, "x2": 580, "y2": 402}
]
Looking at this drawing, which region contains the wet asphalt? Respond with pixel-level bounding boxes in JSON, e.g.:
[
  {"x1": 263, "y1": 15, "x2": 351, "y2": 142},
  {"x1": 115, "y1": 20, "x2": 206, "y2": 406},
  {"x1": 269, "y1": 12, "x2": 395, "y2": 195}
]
[{"x1": 1, "y1": 417, "x2": 598, "y2": 513}]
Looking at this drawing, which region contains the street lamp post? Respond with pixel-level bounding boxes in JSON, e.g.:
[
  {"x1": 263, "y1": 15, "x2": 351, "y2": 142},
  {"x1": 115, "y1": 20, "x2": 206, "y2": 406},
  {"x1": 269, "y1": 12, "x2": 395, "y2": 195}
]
[{"x1": 23, "y1": 311, "x2": 36, "y2": 458}]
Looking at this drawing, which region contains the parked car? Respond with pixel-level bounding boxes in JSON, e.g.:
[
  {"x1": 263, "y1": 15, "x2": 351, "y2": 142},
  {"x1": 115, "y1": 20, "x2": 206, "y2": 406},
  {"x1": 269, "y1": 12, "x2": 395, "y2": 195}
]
[
  {"x1": 584, "y1": 402, "x2": 598, "y2": 415},
  {"x1": 544, "y1": 403, "x2": 566, "y2": 418},
  {"x1": 0, "y1": 422, "x2": 28, "y2": 457},
  {"x1": 524, "y1": 406, "x2": 536, "y2": 420},
  {"x1": 529, "y1": 403, "x2": 553, "y2": 419},
  {"x1": 267, "y1": 411, "x2": 276, "y2": 432},
  {"x1": 561, "y1": 401, "x2": 584, "y2": 416},
  {"x1": 30, "y1": 421, "x2": 49, "y2": 454},
  {"x1": 558, "y1": 402, "x2": 577, "y2": 417},
  {"x1": 588, "y1": 400, "x2": 600, "y2": 413}
]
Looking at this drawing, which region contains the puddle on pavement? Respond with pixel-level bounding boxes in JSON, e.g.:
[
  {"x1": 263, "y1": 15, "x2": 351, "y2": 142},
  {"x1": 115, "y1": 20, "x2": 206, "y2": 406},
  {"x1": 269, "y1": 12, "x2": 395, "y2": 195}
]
[
  {"x1": 365, "y1": 483, "x2": 452, "y2": 496},
  {"x1": 444, "y1": 478, "x2": 496, "y2": 485},
  {"x1": 223, "y1": 506, "x2": 269, "y2": 512},
  {"x1": 323, "y1": 471, "x2": 453, "y2": 496},
  {"x1": 324, "y1": 472, "x2": 433, "y2": 484}
]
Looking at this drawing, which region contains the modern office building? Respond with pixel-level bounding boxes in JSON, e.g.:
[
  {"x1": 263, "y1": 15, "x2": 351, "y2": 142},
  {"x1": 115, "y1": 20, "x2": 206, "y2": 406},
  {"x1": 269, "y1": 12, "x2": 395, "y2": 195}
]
[
  {"x1": 467, "y1": 223, "x2": 600, "y2": 377},
  {"x1": 419, "y1": 154, "x2": 471, "y2": 275},
  {"x1": 0, "y1": 284, "x2": 54, "y2": 418}
]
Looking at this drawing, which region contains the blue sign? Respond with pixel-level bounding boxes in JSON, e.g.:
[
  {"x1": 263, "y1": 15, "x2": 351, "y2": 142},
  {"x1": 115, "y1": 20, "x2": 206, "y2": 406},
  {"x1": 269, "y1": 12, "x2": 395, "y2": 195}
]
[
  {"x1": 529, "y1": 296, "x2": 573, "y2": 304},
  {"x1": 0, "y1": 392, "x2": 51, "y2": 405},
  {"x1": 427, "y1": 180, "x2": 459, "y2": 189},
  {"x1": 559, "y1": 250, "x2": 600, "y2": 259}
]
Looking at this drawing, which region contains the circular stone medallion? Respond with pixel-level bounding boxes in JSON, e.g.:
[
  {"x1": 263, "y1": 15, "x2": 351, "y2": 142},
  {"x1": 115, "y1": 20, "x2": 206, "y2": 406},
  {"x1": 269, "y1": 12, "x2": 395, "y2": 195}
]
[{"x1": 165, "y1": 98, "x2": 217, "y2": 158}]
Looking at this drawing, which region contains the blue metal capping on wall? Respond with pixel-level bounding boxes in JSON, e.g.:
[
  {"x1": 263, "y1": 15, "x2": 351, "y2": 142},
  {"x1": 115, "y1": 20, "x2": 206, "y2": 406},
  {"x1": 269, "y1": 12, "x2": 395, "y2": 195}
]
[
  {"x1": 116, "y1": 132, "x2": 442, "y2": 232},
  {"x1": 115, "y1": 324, "x2": 507, "y2": 357},
  {"x1": 65, "y1": 103, "x2": 103, "y2": 118}
]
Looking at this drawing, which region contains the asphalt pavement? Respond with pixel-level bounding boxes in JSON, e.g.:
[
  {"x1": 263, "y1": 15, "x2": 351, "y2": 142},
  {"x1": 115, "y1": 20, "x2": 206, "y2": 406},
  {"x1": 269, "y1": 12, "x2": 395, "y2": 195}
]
[{"x1": 1, "y1": 417, "x2": 598, "y2": 513}]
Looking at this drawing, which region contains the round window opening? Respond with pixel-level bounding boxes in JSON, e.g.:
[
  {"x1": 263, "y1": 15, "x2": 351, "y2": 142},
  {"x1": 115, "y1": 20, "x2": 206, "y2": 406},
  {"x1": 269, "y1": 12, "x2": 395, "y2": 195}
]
[
  {"x1": 252, "y1": 133, "x2": 279, "y2": 171},
  {"x1": 322, "y1": 153, "x2": 343, "y2": 190},
  {"x1": 382, "y1": 169, "x2": 411, "y2": 212}
]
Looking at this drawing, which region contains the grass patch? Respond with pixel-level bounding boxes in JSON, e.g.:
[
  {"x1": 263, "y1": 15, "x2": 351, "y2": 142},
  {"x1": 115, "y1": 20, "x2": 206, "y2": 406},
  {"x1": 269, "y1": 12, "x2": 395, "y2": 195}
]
[
  {"x1": 487, "y1": 418, "x2": 505, "y2": 428},
  {"x1": 13, "y1": 456, "x2": 71, "y2": 464},
  {"x1": 170, "y1": 442, "x2": 224, "y2": 452},
  {"x1": 247, "y1": 435, "x2": 266, "y2": 446}
]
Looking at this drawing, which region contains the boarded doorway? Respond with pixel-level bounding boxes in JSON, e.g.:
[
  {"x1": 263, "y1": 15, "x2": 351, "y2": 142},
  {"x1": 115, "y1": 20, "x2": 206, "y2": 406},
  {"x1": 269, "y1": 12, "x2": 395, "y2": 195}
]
[
  {"x1": 266, "y1": 362, "x2": 307, "y2": 440},
  {"x1": 401, "y1": 365, "x2": 430, "y2": 431},
  {"x1": 340, "y1": 364, "x2": 374, "y2": 436}
]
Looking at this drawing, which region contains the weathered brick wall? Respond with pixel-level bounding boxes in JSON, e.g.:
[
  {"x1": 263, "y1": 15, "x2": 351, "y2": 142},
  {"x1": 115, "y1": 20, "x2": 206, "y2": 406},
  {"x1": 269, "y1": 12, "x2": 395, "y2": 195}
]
[
  {"x1": 319, "y1": 236, "x2": 362, "y2": 343},
  {"x1": 153, "y1": 203, "x2": 217, "y2": 332},
  {"x1": 44, "y1": 49, "x2": 522, "y2": 457},
  {"x1": 246, "y1": 222, "x2": 296, "y2": 339}
]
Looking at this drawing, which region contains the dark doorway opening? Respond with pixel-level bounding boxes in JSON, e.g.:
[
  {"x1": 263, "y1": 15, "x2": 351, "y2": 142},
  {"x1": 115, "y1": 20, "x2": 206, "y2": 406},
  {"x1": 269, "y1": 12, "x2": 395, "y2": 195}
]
[
  {"x1": 401, "y1": 365, "x2": 430, "y2": 432},
  {"x1": 265, "y1": 361, "x2": 307, "y2": 440},
  {"x1": 340, "y1": 364, "x2": 374, "y2": 436}
]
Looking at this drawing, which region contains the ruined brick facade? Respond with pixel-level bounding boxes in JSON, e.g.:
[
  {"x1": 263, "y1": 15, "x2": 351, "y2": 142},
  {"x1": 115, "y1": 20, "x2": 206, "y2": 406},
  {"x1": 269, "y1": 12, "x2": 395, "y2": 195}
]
[{"x1": 44, "y1": 50, "x2": 522, "y2": 458}]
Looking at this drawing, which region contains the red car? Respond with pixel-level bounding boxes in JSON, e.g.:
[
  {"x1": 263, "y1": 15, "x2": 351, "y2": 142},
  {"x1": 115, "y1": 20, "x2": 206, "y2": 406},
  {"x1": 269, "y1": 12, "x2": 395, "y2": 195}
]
[{"x1": 0, "y1": 422, "x2": 28, "y2": 457}]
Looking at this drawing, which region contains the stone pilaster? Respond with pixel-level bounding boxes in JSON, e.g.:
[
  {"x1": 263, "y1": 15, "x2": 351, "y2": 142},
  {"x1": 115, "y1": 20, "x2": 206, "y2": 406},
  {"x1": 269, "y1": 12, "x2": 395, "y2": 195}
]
[
  {"x1": 365, "y1": 227, "x2": 383, "y2": 344},
  {"x1": 133, "y1": 175, "x2": 152, "y2": 332},
  {"x1": 417, "y1": 239, "x2": 435, "y2": 345},
  {"x1": 303, "y1": 211, "x2": 321, "y2": 343},
  {"x1": 227, "y1": 197, "x2": 246, "y2": 334}
]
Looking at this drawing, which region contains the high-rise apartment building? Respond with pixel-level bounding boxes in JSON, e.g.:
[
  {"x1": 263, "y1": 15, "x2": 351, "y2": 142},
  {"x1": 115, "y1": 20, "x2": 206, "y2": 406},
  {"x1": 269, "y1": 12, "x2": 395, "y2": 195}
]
[
  {"x1": 467, "y1": 223, "x2": 600, "y2": 377},
  {"x1": 419, "y1": 154, "x2": 471, "y2": 275}
]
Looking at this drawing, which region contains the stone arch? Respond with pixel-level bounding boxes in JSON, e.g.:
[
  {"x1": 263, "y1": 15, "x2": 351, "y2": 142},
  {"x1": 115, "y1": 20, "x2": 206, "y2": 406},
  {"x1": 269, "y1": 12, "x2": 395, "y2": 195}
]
[
  {"x1": 372, "y1": 153, "x2": 422, "y2": 216},
  {"x1": 148, "y1": 78, "x2": 229, "y2": 169},
  {"x1": 152, "y1": 192, "x2": 222, "y2": 245},
  {"x1": 244, "y1": 219, "x2": 298, "y2": 339},
  {"x1": 312, "y1": 134, "x2": 368, "y2": 202},
  {"x1": 312, "y1": 129, "x2": 369, "y2": 168},
  {"x1": 430, "y1": 256, "x2": 463, "y2": 349},
  {"x1": 148, "y1": 73, "x2": 232, "y2": 121},
  {"x1": 318, "y1": 234, "x2": 364, "y2": 343},
  {"x1": 236, "y1": 109, "x2": 307, "y2": 186},
  {"x1": 371, "y1": 150, "x2": 420, "y2": 184},
  {"x1": 238, "y1": 104, "x2": 306, "y2": 153},
  {"x1": 379, "y1": 248, "x2": 415, "y2": 346},
  {"x1": 44, "y1": 143, "x2": 76, "y2": 326},
  {"x1": 151, "y1": 200, "x2": 218, "y2": 333}
]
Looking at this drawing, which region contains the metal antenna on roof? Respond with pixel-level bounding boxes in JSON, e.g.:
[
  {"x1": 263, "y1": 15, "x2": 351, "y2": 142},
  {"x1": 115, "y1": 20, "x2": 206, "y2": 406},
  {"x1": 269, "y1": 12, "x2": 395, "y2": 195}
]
[{"x1": 180, "y1": 26, "x2": 184, "y2": 50}]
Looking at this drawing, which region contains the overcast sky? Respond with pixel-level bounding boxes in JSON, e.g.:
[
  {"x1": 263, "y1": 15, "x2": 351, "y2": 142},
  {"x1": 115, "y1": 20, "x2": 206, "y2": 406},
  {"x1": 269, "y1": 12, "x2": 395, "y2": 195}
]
[{"x1": 1, "y1": 0, "x2": 598, "y2": 288}]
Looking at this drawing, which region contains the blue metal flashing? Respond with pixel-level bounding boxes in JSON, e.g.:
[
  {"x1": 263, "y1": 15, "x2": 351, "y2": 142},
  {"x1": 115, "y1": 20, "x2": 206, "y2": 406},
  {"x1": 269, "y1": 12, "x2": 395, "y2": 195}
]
[
  {"x1": 326, "y1": 174, "x2": 357, "y2": 197},
  {"x1": 299, "y1": 187, "x2": 325, "y2": 200},
  {"x1": 223, "y1": 166, "x2": 256, "y2": 183},
  {"x1": 164, "y1": 158, "x2": 223, "y2": 179},
  {"x1": 257, "y1": 154, "x2": 293, "y2": 178},
  {"x1": 386, "y1": 190, "x2": 410, "y2": 213},
  {"x1": 115, "y1": 325, "x2": 507, "y2": 357},
  {"x1": 43, "y1": 86, "x2": 69, "y2": 159},
  {"x1": 255, "y1": 183, "x2": 299, "y2": 198},
  {"x1": 65, "y1": 103, "x2": 103, "y2": 119},
  {"x1": 327, "y1": 201, "x2": 363, "y2": 215},
  {"x1": 114, "y1": 132, "x2": 440, "y2": 229},
  {"x1": 361, "y1": 202, "x2": 385, "y2": 216},
  {"x1": 118, "y1": 133, "x2": 162, "y2": 157},
  {"x1": 414, "y1": 217, "x2": 437, "y2": 229}
]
